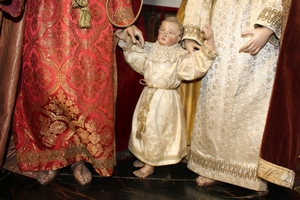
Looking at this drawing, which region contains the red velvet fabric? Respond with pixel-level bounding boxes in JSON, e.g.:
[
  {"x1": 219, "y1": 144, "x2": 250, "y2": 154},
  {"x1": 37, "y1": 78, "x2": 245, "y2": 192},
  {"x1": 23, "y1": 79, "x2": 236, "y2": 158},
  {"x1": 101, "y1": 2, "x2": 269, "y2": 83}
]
[
  {"x1": 114, "y1": 0, "x2": 145, "y2": 153},
  {"x1": 260, "y1": 0, "x2": 300, "y2": 171}
]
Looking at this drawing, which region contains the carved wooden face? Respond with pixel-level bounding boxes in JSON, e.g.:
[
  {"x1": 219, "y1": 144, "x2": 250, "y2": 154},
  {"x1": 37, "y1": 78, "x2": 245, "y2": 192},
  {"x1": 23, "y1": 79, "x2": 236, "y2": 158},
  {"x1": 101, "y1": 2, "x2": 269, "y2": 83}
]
[{"x1": 157, "y1": 21, "x2": 181, "y2": 46}]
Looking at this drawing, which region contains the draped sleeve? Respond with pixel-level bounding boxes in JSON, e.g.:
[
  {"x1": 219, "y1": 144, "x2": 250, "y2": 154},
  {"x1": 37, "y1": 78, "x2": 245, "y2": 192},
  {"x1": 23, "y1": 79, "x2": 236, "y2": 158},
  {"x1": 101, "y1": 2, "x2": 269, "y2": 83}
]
[
  {"x1": 177, "y1": 45, "x2": 217, "y2": 81},
  {"x1": 182, "y1": 0, "x2": 213, "y2": 45},
  {"x1": 118, "y1": 40, "x2": 148, "y2": 75},
  {"x1": 0, "y1": 0, "x2": 24, "y2": 17},
  {"x1": 255, "y1": 1, "x2": 282, "y2": 45},
  {"x1": 108, "y1": 0, "x2": 135, "y2": 26}
]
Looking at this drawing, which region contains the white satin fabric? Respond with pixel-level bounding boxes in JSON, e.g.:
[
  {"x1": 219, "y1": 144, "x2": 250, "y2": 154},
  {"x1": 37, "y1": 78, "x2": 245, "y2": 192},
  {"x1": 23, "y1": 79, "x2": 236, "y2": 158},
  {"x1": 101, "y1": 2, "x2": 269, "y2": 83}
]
[
  {"x1": 183, "y1": 0, "x2": 282, "y2": 191},
  {"x1": 119, "y1": 41, "x2": 217, "y2": 166}
]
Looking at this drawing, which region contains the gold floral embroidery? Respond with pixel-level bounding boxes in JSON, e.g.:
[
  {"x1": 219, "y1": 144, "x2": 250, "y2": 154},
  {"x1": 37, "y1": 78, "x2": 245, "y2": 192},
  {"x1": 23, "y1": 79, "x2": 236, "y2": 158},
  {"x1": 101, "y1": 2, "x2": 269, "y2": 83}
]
[
  {"x1": 40, "y1": 21, "x2": 76, "y2": 64},
  {"x1": 46, "y1": 89, "x2": 80, "y2": 119},
  {"x1": 23, "y1": 53, "x2": 52, "y2": 97},
  {"x1": 113, "y1": 6, "x2": 134, "y2": 26},
  {"x1": 69, "y1": 55, "x2": 109, "y2": 100},
  {"x1": 76, "y1": 118, "x2": 107, "y2": 157}
]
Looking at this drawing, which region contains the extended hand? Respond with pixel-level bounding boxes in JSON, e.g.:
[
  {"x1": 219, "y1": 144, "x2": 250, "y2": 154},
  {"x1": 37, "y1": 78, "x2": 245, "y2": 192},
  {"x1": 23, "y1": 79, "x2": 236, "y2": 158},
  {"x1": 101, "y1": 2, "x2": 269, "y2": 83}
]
[
  {"x1": 239, "y1": 27, "x2": 273, "y2": 55},
  {"x1": 126, "y1": 25, "x2": 145, "y2": 47}
]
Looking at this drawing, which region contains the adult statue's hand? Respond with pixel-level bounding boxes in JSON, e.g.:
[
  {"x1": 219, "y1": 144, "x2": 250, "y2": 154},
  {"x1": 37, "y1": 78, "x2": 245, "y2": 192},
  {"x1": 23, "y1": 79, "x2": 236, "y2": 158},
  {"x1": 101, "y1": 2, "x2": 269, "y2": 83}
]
[
  {"x1": 239, "y1": 27, "x2": 273, "y2": 56},
  {"x1": 184, "y1": 39, "x2": 202, "y2": 53},
  {"x1": 126, "y1": 25, "x2": 145, "y2": 48}
]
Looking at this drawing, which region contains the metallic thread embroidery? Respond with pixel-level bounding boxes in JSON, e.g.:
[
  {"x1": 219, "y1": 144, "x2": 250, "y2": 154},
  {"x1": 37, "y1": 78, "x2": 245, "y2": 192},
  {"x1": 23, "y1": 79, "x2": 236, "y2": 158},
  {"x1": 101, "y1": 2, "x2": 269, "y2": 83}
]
[
  {"x1": 136, "y1": 86, "x2": 157, "y2": 140},
  {"x1": 190, "y1": 151, "x2": 260, "y2": 181},
  {"x1": 258, "y1": 158, "x2": 295, "y2": 189},
  {"x1": 257, "y1": 7, "x2": 282, "y2": 30},
  {"x1": 183, "y1": 24, "x2": 204, "y2": 43}
]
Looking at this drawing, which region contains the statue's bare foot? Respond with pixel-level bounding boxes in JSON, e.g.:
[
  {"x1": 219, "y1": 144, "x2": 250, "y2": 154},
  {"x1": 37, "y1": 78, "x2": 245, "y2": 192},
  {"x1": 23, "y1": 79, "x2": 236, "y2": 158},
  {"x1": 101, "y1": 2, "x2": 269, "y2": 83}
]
[
  {"x1": 71, "y1": 161, "x2": 92, "y2": 185},
  {"x1": 133, "y1": 164, "x2": 154, "y2": 178},
  {"x1": 133, "y1": 160, "x2": 145, "y2": 168},
  {"x1": 257, "y1": 188, "x2": 269, "y2": 196},
  {"x1": 196, "y1": 175, "x2": 217, "y2": 186},
  {"x1": 37, "y1": 170, "x2": 59, "y2": 185}
]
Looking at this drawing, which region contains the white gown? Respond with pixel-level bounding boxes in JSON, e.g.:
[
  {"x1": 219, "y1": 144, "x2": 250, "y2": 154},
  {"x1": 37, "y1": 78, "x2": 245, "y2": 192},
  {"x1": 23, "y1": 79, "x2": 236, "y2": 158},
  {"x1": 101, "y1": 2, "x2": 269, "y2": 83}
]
[
  {"x1": 119, "y1": 40, "x2": 217, "y2": 166},
  {"x1": 183, "y1": 0, "x2": 282, "y2": 191}
]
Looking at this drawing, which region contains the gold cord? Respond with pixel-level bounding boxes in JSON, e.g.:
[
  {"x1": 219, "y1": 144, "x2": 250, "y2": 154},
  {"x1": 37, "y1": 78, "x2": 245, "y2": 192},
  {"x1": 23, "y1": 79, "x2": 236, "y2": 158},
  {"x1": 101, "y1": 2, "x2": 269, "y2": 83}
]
[{"x1": 106, "y1": 0, "x2": 144, "y2": 28}]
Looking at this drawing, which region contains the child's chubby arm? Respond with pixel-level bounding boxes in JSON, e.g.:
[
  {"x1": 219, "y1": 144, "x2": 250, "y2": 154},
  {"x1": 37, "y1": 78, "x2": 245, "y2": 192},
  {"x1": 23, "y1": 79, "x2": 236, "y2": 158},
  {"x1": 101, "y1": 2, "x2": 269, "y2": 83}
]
[
  {"x1": 202, "y1": 24, "x2": 215, "y2": 51},
  {"x1": 184, "y1": 24, "x2": 215, "y2": 53},
  {"x1": 178, "y1": 25, "x2": 217, "y2": 81},
  {"x1": 178, "y1": 47, "x2": 218, "y2": 81}
]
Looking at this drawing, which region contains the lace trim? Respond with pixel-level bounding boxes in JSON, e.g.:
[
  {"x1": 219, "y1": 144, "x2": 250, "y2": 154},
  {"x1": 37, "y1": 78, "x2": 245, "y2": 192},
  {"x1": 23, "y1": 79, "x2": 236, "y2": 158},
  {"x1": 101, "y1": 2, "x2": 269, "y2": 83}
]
[
  {"x1": 190, "y1": 151, "x2": 261, "y2": 181},
  {"x1": 146, "y1": 42, "x2": 187, "y2": 63}
]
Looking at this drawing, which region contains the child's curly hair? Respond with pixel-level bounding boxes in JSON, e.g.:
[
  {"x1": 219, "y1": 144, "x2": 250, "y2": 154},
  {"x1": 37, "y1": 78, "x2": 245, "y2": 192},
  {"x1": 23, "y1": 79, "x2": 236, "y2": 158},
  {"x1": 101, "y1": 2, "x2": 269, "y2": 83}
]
[{"x1": 162, "y1": 16, "x2": 183, "y2": 37}]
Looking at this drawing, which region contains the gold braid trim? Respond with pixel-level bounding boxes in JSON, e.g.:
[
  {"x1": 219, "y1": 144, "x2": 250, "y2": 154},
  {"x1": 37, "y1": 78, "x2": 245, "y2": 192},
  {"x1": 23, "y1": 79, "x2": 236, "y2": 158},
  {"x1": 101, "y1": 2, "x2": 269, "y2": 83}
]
[
  {"x1": 190, "y1": 151, "x2": 261, "y2": 181},
  {"x1": 72, "y1": 0, "x2": 91, "y2": 28},
  {"x1": 257, "y1": 158, "x2": 295, "y2": 189},
  {"x1": 183, "y1": 24, "x2": 204, "y2": 44},
  {"x1": 16, "y1": 145, "x2": 115, "y2": 176},
  {"x1": 257, "y1": 6, "x2": 282, "y2": 31}
]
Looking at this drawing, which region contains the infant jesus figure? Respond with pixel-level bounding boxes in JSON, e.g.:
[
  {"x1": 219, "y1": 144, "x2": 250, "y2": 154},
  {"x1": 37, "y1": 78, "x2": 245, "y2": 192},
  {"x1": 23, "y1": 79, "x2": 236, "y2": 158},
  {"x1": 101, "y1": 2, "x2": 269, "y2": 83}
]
[{"x1": 115, "y1": 16, "x2": 217, "y2": 178}]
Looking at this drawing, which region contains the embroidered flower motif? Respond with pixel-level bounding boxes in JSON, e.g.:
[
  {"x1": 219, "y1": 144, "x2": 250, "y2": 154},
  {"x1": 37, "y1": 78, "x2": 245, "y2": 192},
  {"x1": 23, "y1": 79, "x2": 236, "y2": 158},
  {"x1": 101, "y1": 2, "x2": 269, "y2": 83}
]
[
  {"x1": 88, "y1": 132, "x2": 101, "y2": 145},
  {"x1": 78, "y1": 128, "x2": 90, "y2": 144},
  {"x1": 74, "y1": 119, "x2": 106, "y2": 156},
  {"x1": 69, "y1": 55, "x2": 108, "y2": 100},
  {"x1": 87, "y1": 143, "x2": 103, "y2": 157},
  {"x1": 46, "y1": 89, "x2": 80, "y2": 119},
  {"x1": 39, "y1": 116, "x2": 67, "y2": 147}
]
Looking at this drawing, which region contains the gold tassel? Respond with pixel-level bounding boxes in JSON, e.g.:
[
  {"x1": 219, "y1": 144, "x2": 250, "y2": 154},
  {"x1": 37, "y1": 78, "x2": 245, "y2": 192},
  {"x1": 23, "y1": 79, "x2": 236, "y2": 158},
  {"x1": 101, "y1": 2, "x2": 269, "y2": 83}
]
[
  {"x1": 136, "y1": 124, "x2": 144, "y2": 140},
  {"x1": 136, "y1": 109, "x2": 146, "y2": 140},
  {"x1": 72, "y1": 0, "x2": 91, "y2": 29},
  {"x1": 73, "y1": 0, "x2": 88, "y2": 7},
  {"x1": 135, "y1": 88, "x2": 157, "y2": 140},
  {"x1": 79, "y1": 7, "x2": 91, "y2": 28},
  {"x1": 72, "y1": 0, "x2": 79, "y2": 7}
]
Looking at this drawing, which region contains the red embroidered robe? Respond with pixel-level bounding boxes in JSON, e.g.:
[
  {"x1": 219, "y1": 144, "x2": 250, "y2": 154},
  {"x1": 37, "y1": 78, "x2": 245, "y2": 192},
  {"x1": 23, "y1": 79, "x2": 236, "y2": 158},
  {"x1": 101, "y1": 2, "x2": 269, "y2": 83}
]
[{"x1": 13, "y1": 0, "x2": 136, "y2": 177}]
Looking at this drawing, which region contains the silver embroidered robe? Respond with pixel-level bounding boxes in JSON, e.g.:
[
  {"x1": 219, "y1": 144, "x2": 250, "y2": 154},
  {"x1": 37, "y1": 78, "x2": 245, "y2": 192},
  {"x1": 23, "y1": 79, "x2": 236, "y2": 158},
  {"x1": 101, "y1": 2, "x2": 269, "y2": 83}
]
[{"x1": 183, "y1": 0, "x2": 282, "y2": 191}]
